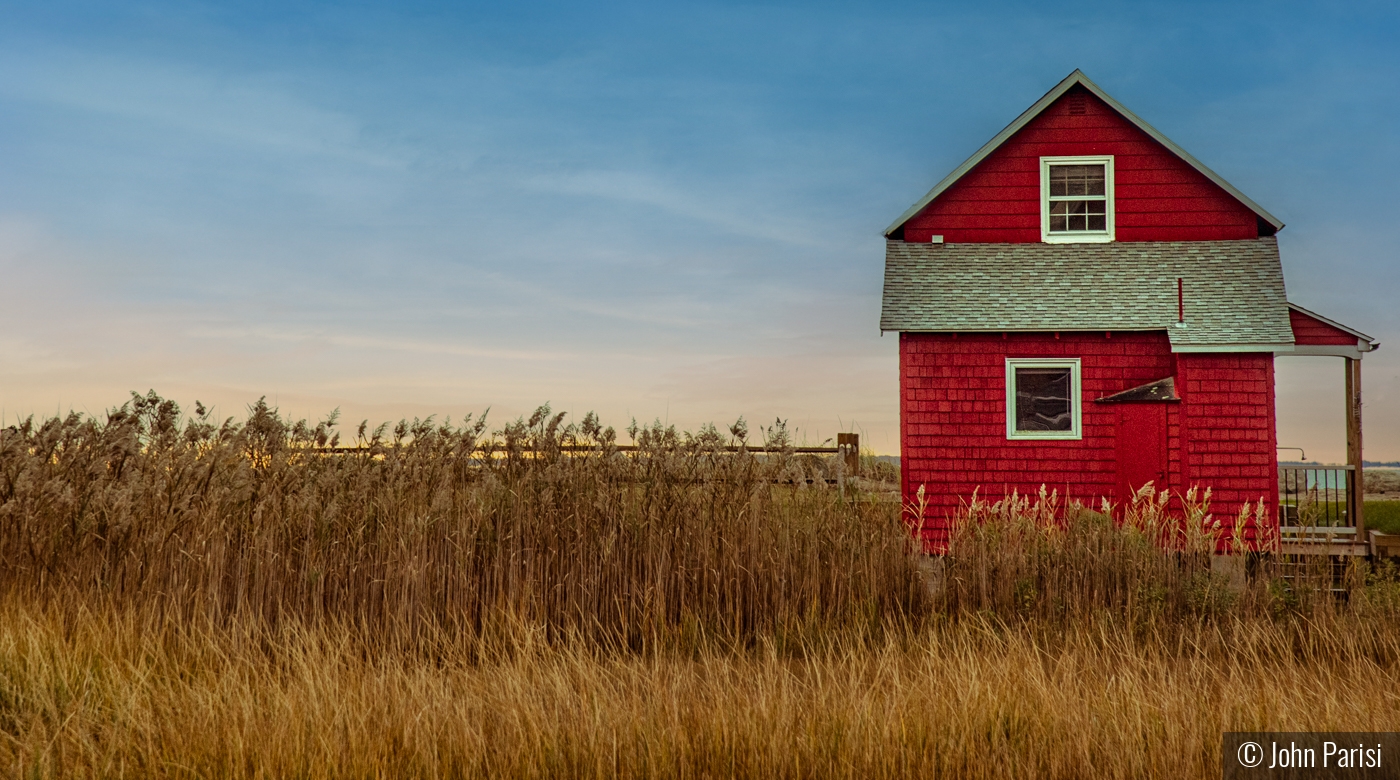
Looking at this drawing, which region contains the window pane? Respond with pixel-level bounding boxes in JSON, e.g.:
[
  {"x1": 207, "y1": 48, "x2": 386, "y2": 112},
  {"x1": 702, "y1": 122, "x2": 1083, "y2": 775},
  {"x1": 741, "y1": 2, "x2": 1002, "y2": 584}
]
[
  {"x1": 1048, "y1": 199, "x2": 1107, "y2": 233},
  {"x1": 1015, "y1": 368, "x2": 1072, "y2": 431},
  {"x1": 1049, "y1": 164, "x2": 1105, "y2": 197}
]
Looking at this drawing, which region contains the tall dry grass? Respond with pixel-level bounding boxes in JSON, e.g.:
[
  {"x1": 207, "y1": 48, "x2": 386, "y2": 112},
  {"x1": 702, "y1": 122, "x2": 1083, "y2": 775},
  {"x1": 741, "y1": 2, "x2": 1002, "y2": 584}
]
[
  {"x1": 5, "y1": 600, "x2": 1400, "y2": 779},
  {"x1": 2, "y1": 393, "x2": 1399, "y2": 778},
  {"x1": 0, "y1": 392, "x2": 924, "y2": 651},
  {"x1": 935, "y1": 484, "x2": 1342, "y2": 621}
]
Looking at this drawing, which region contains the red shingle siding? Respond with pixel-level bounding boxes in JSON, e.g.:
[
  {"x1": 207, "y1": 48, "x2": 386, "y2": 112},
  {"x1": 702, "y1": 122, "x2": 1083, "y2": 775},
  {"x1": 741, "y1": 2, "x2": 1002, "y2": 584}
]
[
  {"x1": 1175, "y1": 353, "x2": 1279, "y2": 545},
  {"x1": 902, "y1": 86, "x2": 1261, "y2": 244},
  {"x1": 900, "y1": 331, "x2": 1179, "y2": 550},
  {"x1": 1289, "y1": 308, "x2": 1360, "y2": 346},
  {"x1": 900, "y1": 334, "x2": 1279, "y2": 551}
]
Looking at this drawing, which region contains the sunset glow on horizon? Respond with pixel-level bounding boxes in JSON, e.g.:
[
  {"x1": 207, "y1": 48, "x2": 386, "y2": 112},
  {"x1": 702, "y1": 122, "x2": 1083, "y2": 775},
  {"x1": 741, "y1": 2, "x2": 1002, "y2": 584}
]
[{"x1": 2, "y1": 1, "x2": 1397, "y2": 461}]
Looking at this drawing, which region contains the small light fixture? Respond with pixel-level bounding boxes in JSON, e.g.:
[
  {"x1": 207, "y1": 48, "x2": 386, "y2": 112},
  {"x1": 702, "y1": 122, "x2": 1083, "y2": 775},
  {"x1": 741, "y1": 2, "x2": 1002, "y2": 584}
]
[{"x1": 929, "y1": 235, "x2": 944, "y2": 244}]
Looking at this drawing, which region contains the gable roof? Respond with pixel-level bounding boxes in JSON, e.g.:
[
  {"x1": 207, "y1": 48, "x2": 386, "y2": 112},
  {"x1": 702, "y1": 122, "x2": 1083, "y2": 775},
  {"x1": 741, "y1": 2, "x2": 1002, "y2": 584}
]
[
  {"x1": 1287, "y1": 302, "x2": 1378, "y2": 349},
  {"x1": 884, "y1": 70, "x2": 1284, "y2": 237},
  {"x1": 879, "y1": 237, "x2": 1294, "y2": 349}
]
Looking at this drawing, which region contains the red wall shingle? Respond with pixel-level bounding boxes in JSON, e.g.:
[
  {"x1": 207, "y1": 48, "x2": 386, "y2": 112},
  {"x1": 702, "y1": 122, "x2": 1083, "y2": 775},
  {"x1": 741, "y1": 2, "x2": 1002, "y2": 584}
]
[
  {"x1": 900, "y1": 331, "x2": 1278, "y2": 551},
  {"x1": 1289, "y1": 308, "x2": 1362, "y2": 346},
  {"x1": 901, "y1": 85, "x2": 1262, "y2": 244},
  {"x1": 1175, "y1": 352, "x2": 1279, "y2": 546},
  {"x1": 900, "y1": 331, "x2": 1177, "y2": 548}
]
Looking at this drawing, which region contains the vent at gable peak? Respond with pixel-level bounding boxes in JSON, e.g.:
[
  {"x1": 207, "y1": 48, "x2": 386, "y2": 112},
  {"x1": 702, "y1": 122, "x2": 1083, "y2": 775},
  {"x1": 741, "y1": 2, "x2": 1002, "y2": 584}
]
[{"x1": 1067, "y1": 94, "x2": 1088, "y2": 115}]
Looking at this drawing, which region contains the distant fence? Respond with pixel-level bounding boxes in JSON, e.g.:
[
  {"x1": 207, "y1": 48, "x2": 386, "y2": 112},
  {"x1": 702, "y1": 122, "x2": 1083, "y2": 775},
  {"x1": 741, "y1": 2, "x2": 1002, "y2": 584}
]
[{"x1": 317, "y1": 433, "x2": 862, "y2": 475}]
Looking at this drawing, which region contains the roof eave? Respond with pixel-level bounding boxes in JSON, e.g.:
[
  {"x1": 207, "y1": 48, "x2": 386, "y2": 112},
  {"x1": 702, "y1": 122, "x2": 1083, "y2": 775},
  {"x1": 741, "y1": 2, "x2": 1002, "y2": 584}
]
[
  {"x1": 883, "y1": 70, "x2": 1087, "y2": 237},
  {"x1": 878, "y1": 326, "x2": 1171, "y2": 334},
  {"x1": 1171, "y1": 342, "x2": 1297, "y2": 353},
  {"x1": 884, "y1": 69, "x2": 1286, "y2": 237},
  {"x1": 1287, "y1": 302, "x2": 1378, "y2": 348}
]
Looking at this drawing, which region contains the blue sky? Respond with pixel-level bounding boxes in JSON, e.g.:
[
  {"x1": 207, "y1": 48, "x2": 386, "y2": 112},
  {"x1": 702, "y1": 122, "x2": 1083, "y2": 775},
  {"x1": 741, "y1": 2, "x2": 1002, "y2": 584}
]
[{"x1": 1, "y1": 0, "x2": 1397, "y2": 459}]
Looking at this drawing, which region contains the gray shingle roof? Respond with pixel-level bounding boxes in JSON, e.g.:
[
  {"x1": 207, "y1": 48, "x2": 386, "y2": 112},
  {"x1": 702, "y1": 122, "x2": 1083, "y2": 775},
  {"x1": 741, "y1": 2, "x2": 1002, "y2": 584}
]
[{"x1": 880, "y1": 237, "x2": 1294, "y2": 348}]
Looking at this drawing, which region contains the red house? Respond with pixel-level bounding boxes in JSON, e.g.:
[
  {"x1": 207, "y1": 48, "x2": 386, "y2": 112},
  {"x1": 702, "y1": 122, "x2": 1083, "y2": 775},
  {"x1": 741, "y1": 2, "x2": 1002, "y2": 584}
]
[{"x1": 880, "y1": 70, "x2": 1379, "y2": 552}]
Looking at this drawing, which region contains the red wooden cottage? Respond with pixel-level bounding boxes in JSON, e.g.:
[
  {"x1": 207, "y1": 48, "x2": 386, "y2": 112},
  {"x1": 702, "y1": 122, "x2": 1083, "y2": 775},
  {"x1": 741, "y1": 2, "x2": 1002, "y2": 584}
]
[{"x1": 880, "y1": 70, "x2": 1379, "y2": 552}]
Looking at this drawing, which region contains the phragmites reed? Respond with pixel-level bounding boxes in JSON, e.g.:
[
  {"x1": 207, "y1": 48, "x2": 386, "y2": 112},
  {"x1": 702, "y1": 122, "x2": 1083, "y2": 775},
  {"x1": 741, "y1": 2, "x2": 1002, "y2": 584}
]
[
  {"x1": 1, "y1": 391, "x2": 1390, "y2": 642},
  {"x1": 0, "y1": 391, "x2": 927, "y2": 651},
  {"x1": 937, "y1": 483, "x2": 1349, "y2": 621},
  {"x1": 3, "y1": 393, "x2": 1399, "y2": 778}
]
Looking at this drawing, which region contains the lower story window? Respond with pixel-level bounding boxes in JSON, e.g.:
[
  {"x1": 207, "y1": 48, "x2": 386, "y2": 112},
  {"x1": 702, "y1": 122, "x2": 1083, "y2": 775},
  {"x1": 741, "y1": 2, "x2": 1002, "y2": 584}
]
[{"x1": 1006, "y1": 358, "x2": 1082, "y2": 440}]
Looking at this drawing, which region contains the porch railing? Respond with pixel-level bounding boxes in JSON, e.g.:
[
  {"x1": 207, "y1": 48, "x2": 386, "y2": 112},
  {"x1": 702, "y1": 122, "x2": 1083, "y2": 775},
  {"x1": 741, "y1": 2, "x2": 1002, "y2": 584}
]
[{"x1": 1278, "y1": 465, "x2": 1357, "y2": 537}]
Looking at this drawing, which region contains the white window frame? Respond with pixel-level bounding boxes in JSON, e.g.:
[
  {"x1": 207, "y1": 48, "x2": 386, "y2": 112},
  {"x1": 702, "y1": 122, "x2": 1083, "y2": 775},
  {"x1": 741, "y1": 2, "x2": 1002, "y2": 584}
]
[
  {"x1": 1040, "y1": 156, "x2": 1114, "y2": 244},
  {"x1": 1005, "y1": 358, "x2": 1082, "y2": 440}
]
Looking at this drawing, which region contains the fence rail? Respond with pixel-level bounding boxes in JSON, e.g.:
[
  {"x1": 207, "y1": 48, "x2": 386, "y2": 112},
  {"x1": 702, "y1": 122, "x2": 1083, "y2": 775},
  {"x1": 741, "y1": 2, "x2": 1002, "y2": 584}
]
[{"x1": 314, "y1": 433, "x2": 863, "y2": 475}]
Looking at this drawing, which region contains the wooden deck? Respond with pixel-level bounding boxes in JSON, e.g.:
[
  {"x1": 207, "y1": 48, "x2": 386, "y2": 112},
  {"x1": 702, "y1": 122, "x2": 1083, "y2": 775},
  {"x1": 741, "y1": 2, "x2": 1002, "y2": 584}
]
[
  {"x1": 1279, "y1": 531, "x2": 1400, "y2": 559},
  {"x1": 1280, "y1": 540, "x2": 1372, "y2": 557}
]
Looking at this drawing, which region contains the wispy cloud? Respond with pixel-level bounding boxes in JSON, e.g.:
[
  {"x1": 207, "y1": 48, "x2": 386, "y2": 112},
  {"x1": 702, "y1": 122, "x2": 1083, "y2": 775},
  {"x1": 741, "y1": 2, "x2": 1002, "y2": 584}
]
[
  {"x1": 182, "y1": 325, "x2": 646, "y2": 364},
  {"x1": 0, "y1": 1, "x2": 1397, "y2": 459},
  {"x1": 0, "y1": 46, "x2": 400, "y2": 167},
  {"x1": 523, "y1": 169, "x2": 825, "y2": 247}
]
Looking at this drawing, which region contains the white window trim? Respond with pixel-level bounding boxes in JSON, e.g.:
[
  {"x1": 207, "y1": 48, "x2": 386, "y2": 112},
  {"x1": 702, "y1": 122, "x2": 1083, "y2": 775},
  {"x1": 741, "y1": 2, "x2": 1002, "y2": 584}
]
[
  {"x1": 1005, "y1": 358, "x2": 1083, "y2": 440},
  {"x1": 1040, "y1": 155, "x2": 1115, "y2": 244}
]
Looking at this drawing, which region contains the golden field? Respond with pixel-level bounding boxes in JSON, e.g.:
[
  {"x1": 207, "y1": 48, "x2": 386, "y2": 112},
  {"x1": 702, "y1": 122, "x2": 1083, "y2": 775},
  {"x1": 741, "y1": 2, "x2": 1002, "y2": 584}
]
[{"x1": 2, "y1": 393, "x2": 1398, "y2": 779}]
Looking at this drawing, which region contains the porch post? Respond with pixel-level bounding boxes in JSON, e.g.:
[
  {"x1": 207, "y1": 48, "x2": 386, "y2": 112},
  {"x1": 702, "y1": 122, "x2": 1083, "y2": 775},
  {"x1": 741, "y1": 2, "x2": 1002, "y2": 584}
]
[{"x1": 1346, "y1": 357, "x2": 1365, "y2": 536}]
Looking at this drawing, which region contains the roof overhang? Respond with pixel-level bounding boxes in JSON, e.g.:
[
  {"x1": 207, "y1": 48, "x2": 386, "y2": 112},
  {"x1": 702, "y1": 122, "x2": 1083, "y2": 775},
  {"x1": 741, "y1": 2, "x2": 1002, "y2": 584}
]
[
  {"x1": 1281, "y1": 345, "x2": 1375, "y2": 360},
  {"x1": 1172, "y1": 343, "x2": 1296, "y2": 354},
  {"x1": 884, "y1": 69, "x2": 1286, "y2": 238},
  {"x1": 885, "y1": 327, "x2": 1167, "y2": 335},
  {"x1": 1287, "y1": 302, "x2": 1379, "y2": 355},
  {"x1": 880, "y1": 239, "x2": 1294, "y2": 346}
]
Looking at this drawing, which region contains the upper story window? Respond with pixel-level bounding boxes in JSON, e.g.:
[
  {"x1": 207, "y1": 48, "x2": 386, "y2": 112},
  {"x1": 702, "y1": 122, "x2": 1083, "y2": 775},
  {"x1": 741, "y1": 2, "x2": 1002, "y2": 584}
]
[{"x1": 1041, "y1": 156, "x2": 1114, "y2": 243}]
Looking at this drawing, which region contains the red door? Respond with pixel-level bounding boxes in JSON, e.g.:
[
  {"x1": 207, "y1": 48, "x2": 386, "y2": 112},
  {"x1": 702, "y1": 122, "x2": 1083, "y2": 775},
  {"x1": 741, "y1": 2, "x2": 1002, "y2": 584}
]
[{"x1": 1114, "y1": 404, "x2": 1168, "y2": 502}]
